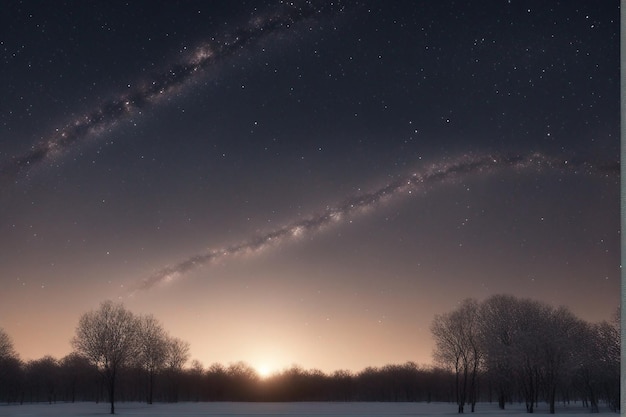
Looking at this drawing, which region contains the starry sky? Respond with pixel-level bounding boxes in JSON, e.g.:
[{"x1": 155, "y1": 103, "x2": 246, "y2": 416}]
[{"x1": 0, "y1": 1, "x2": 619, "y2": 374}]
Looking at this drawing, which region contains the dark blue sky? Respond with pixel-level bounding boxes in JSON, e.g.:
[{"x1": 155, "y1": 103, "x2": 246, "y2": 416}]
[{"x1": 0, "y1": 0, "x2": 619, "y2": 372}]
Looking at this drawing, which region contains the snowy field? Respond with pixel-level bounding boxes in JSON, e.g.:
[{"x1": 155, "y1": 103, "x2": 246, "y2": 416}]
[{"x1": 0, "y1": 402, "x2": 615, "y2": 417}]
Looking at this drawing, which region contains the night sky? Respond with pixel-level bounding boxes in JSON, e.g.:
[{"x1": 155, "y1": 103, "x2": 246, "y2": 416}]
[{"x1": 0, "y1": 1, "x2": 619, "y2": 374}]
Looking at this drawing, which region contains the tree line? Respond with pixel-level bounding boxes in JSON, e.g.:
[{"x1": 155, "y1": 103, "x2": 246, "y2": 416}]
[
  {"x1": 431, "y1": 295, "x2": 620, "y2": 414},
  {"x1": 0, "y1": 301, "x2": 192, "y2": 414},
  {"x1": 0, "y1": 296, "x2": 619, "y2": 415},
  {"x1": 0, "y1": 313, "x2": 453, "y2": 409}
]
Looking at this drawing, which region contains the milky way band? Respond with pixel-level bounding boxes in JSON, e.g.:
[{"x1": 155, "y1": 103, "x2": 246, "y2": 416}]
[{"x1": 133, "y1": 151, "x2": 618, "y2": 292}]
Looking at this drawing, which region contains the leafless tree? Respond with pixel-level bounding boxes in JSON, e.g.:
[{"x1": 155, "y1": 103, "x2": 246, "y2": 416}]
[
  {"x1": 135, "y1": 314, "x2": 168, "y2": 404},
  {"x1": 59, "y1": 352, "x2": 98, "y2": 403},
  {"x1": 165, "y1": 336, "x2": 190, "y2": 370},
  {"x1": 540, "y1": 306, "x2": 584, "y2": 414},
  {"x1": 0, "y1": 328, "x2": 16, "y2": 361},
  {"x1": 479, "y1": 294, "x2": 518, "y2": 410},
  {"x1": 589, "y1": 315, "x2": 620, "y2": 411},
  {"x1": 513, "y1": 298, "x2": 549, "y2": 413},
  {"x1": 187, "y1": 359, "x2": 205, "y2": 401},
  {"x1": 431, "y1": 298, "x2": 482, "y2": 413},
  {"x1": 163, "y1": 336, "x2": 190, "y2": 402},
  {"x1": 479, "y1": 295, "x2": 598, "y2": 414},
  {"x1": 71, "y1": 300, "x2": 139, "y2": 414},
  {"x1": 329, "y1": 369, "x2": 353, "y2": 401},
  {"x1": 574, "y1": 321, "x2": 603, "y2": 412},
  {"x1": 225, "y1": 361, "x2": 260, "y2": 401},
  {"x1": 480, "y1": 296, "x2": 548, "y2": 413},
  {"x1": 205, "y1": 362, "x2": 228, "y2": 400},
  {"x1": 24, "y1": 356, "x2": 59, "y2": 404},
  {"x1": 0, "y1": 328, "x2": 22, "y2": 404}
]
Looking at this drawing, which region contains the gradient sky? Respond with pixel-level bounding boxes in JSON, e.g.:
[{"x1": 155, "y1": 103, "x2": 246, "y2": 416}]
[{"x1": 0, "y1": 1, "x2": 619, "y2": 375}]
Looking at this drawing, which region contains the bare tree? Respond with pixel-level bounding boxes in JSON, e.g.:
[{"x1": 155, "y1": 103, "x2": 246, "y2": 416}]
[
  {"x1": 330, "y1": 369, "x2": 353, "y2": 401},
  {"x1": 513, "y1": 298, "x2": 548, "y2": 413},
  {"x1": 574, "y1": 321, "x2": 603, "y2": 413},
  {"x1": 163, "y1": 336, "x2": 190, "y2": 402},
  {"x1": 187, "y1": 359, "x2": 205, "y2": 401},
  {"x1": 592, "y1": 317, "x2": 620, "y2": 411},
  {"x1": 205, "y1": 363, "x2": 228, "y2": 400},
  {"x1": 165, "y1": 336, "x2": 190, "y2": 370},
  {"x1": 59, "y1": 353, "x2": 98, "y2": 403},
  {"x1": 479, "y1": 295, "x2": 597, "y2": 414},
  {"x1": 71, "y1": 300, "x2": 139, "y2": 414},
  {"x1": 24, "y1": 356, "x2": 59, "y2": 404},
  {"x1": 225, "y1": 361, "x2": 259, "y2": 401},
  {"x1": 480, "y1": 295, "x2": 554, "y2": 413},
  {"x1": 0, "y1": 328, "x2": 17, "y2": 362},
  {"x1": 541, "y1": 306, "x2": 583, "y2": 414},
  {"x1": 135, "y1": 314, "x2": 168, "y2": 404},
  {"x1": 479, "y1": 295, "x2": 518, "y2": 410},
  {"x1": 431, "y1": 298, "x2": 482, "y2": 413},
  {"x1": 0, "y1": 328, "x2": 21, "y2": 404}
]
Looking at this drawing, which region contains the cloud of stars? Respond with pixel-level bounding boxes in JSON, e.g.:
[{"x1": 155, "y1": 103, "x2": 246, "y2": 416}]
[
  {"x1": 131, "y1": 151, "x2": 618, "y2": 292},
  {"x1": 0, "y1": 1, "x2": 342, "y2": 184}
]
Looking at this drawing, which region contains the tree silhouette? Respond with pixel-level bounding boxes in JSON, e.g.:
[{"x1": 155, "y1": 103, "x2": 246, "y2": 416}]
[
  {"x1": 135, "y1": 314, "x2": 169, "y2": 404},
  {"x1": 0, "y1": 328, "x2": 16, "y2": 361},
  {"x1": 431, "y1": 299, "x2": 482, "y2": 413},
  {"x1": 0, "y1": 296, "x2": 617, "y2": 410},
  {"x1": 163, "y1": 336, "x2": 190, "y2": 402},
  {"x1": 0, "y1": 329, "x2": 21, "y2": 404},
  {"x1": 71, "y1": 300, "x2": 139, "y2": 414}
]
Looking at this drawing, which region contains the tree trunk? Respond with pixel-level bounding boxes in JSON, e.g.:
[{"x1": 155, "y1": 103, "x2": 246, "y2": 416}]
[
  {"x1": 457, "y1": 365, "x2": 468, "y2": 413},
  {"x1": 109, "y1": 373, "x2": 116, "y2": 414},
  {"x1": 455, "y1": 367, "x2": 460, "y2": 412},
  {"x1": 148, "y1": 371, "x2": 154, "y2": 404},
  {"x1": 549, "y1": 386, "x2": 556, "y2": 414},
  {"x1": 469, "y1": 363, "x2": 478, "y2": 413}
]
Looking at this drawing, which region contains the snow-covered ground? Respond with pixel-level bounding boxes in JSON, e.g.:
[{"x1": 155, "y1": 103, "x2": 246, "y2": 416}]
[{"x1": 0, "y1": 402, "x2": 615, "y2": 416}]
